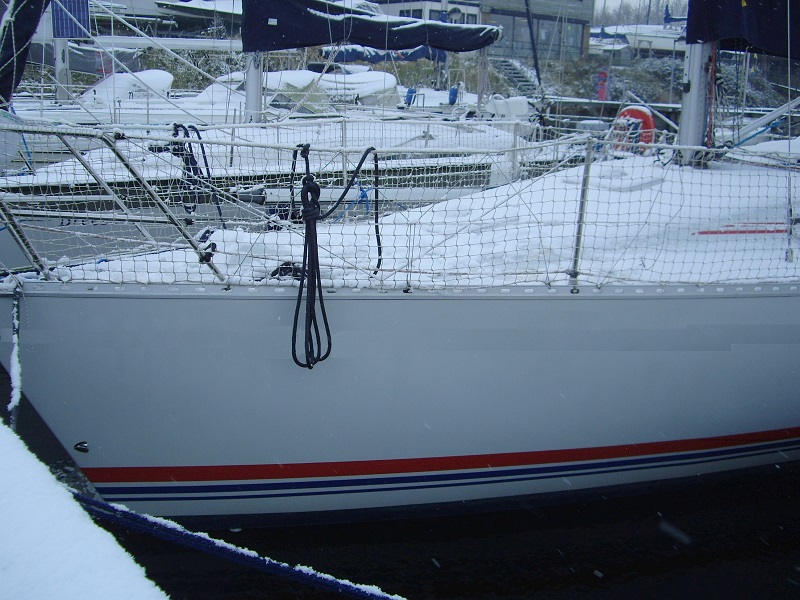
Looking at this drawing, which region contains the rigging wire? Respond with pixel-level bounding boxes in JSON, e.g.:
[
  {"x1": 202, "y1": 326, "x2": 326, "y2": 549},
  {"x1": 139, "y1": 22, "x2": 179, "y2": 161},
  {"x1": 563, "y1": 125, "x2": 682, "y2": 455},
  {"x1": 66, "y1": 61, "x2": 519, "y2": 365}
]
[
  {"x1": 522, "y1": 0, "x2": 543, "y2": 87},
  {"x1": 705, "y1": 43, "x2": 718, "y2": 148},
  {"x1": 786, "y1": 0, "x2": 794, "y2": 263}
]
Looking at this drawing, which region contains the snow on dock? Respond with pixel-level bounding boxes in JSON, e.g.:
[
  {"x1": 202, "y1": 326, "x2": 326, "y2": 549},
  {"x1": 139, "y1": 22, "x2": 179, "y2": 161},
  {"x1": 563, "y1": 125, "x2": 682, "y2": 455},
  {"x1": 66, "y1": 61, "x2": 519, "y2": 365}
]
[{"x1": 0, "y1": 421, "x2": 168, "y2": 599}]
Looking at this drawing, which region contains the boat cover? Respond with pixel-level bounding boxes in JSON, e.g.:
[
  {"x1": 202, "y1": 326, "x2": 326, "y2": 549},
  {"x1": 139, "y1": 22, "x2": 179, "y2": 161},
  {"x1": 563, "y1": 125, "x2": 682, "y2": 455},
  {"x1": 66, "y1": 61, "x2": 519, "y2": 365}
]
[
  {"x1": 241, "y1": 0, "x2": 501, "y2": 53},
  {"x1": 321, "y1": 44, "x2": 446, "y2": 64},
  {"x1": 0, "y1": 0, "x2": 52, "y2": 106},
  {"x1": 686, "y1": 0, "x2": 800, "y2": 60}
]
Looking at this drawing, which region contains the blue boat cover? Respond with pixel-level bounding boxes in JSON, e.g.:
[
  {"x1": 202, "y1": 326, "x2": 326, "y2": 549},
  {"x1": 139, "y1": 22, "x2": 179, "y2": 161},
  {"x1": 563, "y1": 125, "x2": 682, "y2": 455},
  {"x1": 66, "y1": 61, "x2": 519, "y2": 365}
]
[
  {"x1": 0, "y1": 0, "x2": 52, "y2": 106},
  {"x1": 241, "y1": 0, "x2": 501, "y2": 53},
  {"x1": 686, "y1": 0, "x2": 800, "y2": 60}
]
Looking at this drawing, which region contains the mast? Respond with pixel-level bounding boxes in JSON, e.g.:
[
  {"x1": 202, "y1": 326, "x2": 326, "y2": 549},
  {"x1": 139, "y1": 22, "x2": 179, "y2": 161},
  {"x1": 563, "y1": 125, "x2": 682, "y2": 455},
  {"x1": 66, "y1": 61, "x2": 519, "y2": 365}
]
[
  {"x1": 51, "y1": 0, "x2": 91, "y2": 101},
  {"x1": 52, "y1": 38, "x2": 70, "y2": 100},
  {"x1": 244, "y1": 51, "x2": 262, "y2": 122},
  {"x1": 676, "y1": 41, "x2": 712, "y2": 164}
]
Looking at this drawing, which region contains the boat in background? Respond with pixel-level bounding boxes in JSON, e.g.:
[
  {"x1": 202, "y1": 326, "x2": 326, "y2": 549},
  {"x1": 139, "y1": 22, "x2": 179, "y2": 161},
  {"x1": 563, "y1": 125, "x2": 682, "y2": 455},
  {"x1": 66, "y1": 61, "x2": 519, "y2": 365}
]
[
  {"x1": 9, "y1": 66, "x2": 402, "y2": 126},
  {"x1": 154, "y1": 0, "x2": 241, "y2": 30},
  {"x1": 9, "y1": 0, "x2": 514, "y2": 131}
]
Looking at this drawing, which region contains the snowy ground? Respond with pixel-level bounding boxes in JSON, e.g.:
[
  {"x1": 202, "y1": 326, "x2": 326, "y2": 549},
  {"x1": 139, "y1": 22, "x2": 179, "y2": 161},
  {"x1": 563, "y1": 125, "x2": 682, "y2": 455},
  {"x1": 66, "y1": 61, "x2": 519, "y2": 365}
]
[{"x1": 0, "y1": 421, "x2": 168, "y2": 599}]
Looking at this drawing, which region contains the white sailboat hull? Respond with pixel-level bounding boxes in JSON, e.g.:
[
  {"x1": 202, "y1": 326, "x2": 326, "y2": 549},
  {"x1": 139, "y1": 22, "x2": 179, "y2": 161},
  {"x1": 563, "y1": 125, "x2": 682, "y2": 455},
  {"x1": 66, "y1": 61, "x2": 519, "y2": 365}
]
[{"x1": 2, "y1": 282, "x2": 799, "y2": 522}]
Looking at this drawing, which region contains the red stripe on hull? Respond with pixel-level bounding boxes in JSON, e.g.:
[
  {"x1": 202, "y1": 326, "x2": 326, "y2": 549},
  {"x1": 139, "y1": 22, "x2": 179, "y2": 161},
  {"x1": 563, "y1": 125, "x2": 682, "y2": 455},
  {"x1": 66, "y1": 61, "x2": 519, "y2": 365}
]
[
  {"x1": 82, "y1": 426, "x2": 800, "y2": 484},
  {"x1": 694, "y1": 222, "x2": 788, "y2": 235},
  {"x1": 694, "y1": 229, "x2": 788, "y2": 235}
]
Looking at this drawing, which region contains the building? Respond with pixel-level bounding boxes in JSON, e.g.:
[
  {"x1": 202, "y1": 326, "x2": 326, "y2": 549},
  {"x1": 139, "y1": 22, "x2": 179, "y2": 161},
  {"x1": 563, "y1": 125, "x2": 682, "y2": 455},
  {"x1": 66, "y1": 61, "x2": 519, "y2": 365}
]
[
  {"x1": 368, "y1": 1, "x2": 481, "y2": 23},
  {"x1": 373, "y1": 1, "x2": 595, "y2": 60}
]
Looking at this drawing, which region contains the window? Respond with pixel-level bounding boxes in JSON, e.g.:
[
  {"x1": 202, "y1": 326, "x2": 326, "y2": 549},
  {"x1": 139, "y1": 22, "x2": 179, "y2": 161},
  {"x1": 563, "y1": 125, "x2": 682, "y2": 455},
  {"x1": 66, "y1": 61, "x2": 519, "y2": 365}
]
[
  {"x1": 400, "y1": 9, "x2": 423, "y2": 19},
  {"x1": 564, "y1": 23, "x2": 583, "y2": 49},
  {"x1": 538, "y1": 20, "x2": 555, "y2": 46}
]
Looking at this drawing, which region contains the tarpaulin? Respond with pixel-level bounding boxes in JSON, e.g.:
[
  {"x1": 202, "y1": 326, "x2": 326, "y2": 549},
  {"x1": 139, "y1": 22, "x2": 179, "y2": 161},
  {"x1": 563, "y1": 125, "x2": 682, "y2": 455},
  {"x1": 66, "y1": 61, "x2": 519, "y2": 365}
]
[
  {"x1": 241, "y1": 0, "x2": 501, "y2": 53},
  {"x1": 0, "y1": 0, "x2": 52, "y2": 105},
  {"x1": 686, "y1": 0, "x2": 800, "y2": 59}
]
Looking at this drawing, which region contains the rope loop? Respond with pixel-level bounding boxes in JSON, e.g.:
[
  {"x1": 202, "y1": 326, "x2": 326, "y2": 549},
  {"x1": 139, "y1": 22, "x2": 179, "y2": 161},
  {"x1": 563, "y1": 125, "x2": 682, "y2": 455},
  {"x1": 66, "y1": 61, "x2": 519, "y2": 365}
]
[
  {"x1": 288, "y1": 145, "x2": 382, "y2": 368},
  {"x1": 292, "y1": 145, "x2": 332, "y2": 369},
  {"x1": 300, "y1": 174, "x2": 321, "y2": 223}
]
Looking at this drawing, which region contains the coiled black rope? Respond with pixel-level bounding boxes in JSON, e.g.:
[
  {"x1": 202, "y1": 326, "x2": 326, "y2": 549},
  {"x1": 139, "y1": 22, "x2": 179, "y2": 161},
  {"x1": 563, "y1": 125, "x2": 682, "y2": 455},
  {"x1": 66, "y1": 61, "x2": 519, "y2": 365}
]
[
  {"x1": 289, "y1": 145, "x2": 301, "y2": 221},
  {"x1": 320, "y1": 146, "x2": 377, "y2": 220},
  {"x1": 172, "y1": 124, "x2": 202, "y2": 220},
  {"x1": 318, "y1": 151, "x2": 383, "y2": 275},
  {"x1": 290, "y1": 144, "x2": 381, "y2": 369},
  {"x1": 291, "y1": 144, "x2": 332, "y2": 369},
  {"x1": 370, "y1": 152, "x2": 383, "y2": 275},
  {"x1": 72, "y1": 492, "x2": 401, "y2": 599},
  {"x1": 152, "y1": 124, "x2": 226, "y2": 229}
]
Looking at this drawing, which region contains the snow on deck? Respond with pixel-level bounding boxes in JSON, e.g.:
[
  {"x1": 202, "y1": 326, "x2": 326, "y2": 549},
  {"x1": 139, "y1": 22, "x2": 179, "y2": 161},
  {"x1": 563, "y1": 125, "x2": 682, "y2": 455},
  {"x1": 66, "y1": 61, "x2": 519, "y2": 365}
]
[{"x1": 51, "y1": 153, "x2": 800, "y2": 288}]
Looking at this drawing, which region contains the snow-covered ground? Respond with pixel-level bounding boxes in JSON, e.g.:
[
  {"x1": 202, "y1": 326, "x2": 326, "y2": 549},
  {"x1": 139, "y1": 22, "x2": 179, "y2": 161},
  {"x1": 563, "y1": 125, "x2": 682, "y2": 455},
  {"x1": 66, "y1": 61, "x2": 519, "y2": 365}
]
[{"x1": 0, "y1": 421, "x2": 168, "y2": 599}]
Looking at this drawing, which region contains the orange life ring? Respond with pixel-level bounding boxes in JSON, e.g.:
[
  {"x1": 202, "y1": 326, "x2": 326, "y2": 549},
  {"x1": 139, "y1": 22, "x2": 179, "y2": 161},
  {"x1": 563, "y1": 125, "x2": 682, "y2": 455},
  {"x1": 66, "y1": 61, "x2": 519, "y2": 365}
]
[{"x1": 614, "y1": 105, "x2": 656, "y2": 146}]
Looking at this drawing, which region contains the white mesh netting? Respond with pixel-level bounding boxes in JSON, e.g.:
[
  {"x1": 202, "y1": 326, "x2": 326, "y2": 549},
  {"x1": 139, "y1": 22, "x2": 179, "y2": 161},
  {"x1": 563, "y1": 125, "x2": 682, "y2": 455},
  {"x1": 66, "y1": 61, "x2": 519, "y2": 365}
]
[{"x1": 0, "y1": 118, "x2": 797, "y2": 288}]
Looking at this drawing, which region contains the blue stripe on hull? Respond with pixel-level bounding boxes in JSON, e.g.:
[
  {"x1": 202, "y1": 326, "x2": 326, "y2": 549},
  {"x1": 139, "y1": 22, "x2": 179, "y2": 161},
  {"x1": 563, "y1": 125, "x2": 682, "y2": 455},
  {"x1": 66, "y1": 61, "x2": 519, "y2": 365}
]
[{"x1": 96, "y1": 438, "x2": 800, "y2": 504}]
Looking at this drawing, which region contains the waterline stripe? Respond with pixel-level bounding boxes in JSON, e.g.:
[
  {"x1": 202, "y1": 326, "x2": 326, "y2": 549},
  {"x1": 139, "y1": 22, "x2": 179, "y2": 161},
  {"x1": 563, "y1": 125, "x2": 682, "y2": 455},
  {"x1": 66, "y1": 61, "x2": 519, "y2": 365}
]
[
  {"x1": 94, "y1": 438, "x2": 800, "y2": 503},
  {"x1": 84, "y1": 426, "x2": 800, "y2": 484},
  {"x1": 98, "y1": 445, "x2": 799, "y2": 504}
]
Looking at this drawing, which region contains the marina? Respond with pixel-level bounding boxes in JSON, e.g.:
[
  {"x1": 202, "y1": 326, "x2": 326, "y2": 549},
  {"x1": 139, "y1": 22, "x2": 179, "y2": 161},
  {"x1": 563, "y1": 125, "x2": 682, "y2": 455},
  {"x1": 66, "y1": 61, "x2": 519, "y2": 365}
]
[
  {"x1": 1, "y1": 0, "x2": 800, "y2": 596},
  {"x1": 0, "y1": 0, "x2": 798, "y2": 523}
]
